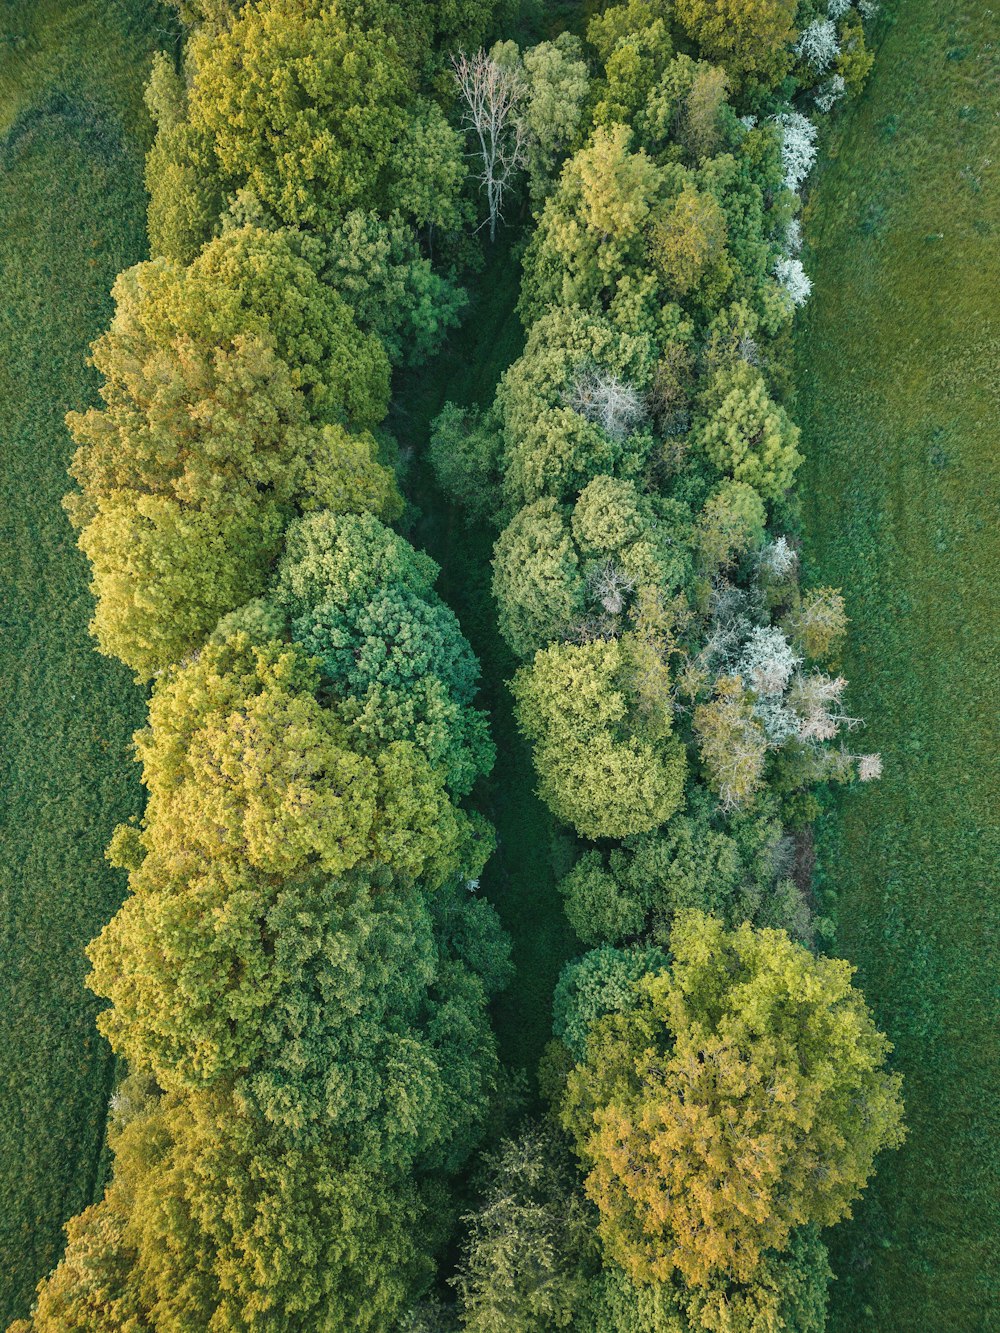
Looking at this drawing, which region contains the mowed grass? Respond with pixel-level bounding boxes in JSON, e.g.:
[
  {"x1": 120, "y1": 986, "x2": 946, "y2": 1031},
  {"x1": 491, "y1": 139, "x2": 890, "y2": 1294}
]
[
  {"x1": 393, "y1": 237, "x2": 579, "y2": 1088},
  {"x1": 796, "y1": 2, "x2": 999, "y2": 1327},
  {"x1": 0, "y1": 2, "x2": 168, "y2": 1321}
]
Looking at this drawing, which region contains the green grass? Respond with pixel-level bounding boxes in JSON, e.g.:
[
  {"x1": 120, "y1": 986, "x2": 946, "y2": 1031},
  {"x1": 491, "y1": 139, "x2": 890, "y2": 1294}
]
[
  {"x1": 392, "y1": 238, "x2": 579, "y2": 1087},
  {"x1": 0, "y1": 2, "x2": 169, "y2": 1321},
  {"x1": 795, "y1": 2, "x2": 999, "y2": 1327}
]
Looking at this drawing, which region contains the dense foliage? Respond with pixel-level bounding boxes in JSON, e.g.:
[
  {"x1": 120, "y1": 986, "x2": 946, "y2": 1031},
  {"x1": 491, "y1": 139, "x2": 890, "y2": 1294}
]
[
  {"x1": 431, "y1": 1, "x2": 899, "y2": 1327},
  {"x1": 15, "y1": 0, "x2": 905, "y2": 1328}
]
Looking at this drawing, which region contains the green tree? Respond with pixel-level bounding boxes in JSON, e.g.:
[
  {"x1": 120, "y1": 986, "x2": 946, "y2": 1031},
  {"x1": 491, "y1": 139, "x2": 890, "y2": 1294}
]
[
  {"x1": 520, "y1": 34, "x2": 591, "y2": 202},
  {"x1": 694, "y1": 362, "x2": 802, "y2": 500},
  {"x1": 134, "y1": 634, "x2": 469, "y2": 887},
  {"x1": 557, "y1": 795, "x2": 805, "y2": 948},
  {"x1": 322, "y1": 211, "x2": 468, "y2": 367},
  {"x1": 189, "y1": 0, "x2": 416, "y2": 229},
  {"x1": 144, "y1": 51, "x2": 225, "y2": 264},
  {"x1": 582, "y1": 1226, "x2": 831, "y2": 1333},
  {"x1": 511, "y1": 639, "x2": 686, "y2": 840},
  {"x1": 89, "y1": 867, "x2": 503, "y2": 1167},
  {"x1": 429, "y1": 402, "x2": 505, "y2": 524},
  {"x1": 561, "y1": 911, "x2": 905, "y2": 1289},
  {"x1": 454, "y1": 1123, "x2": 598, "y2": 1332},
  {"x1": 674, "y1": 0, "x2": 798, "y2": 92}
]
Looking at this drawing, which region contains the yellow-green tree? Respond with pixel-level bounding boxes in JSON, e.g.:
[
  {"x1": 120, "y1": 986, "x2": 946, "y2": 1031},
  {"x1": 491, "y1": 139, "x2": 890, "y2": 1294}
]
[
  {"x1": 674, "y1": 0, "x2": 798, "y2": 92},
  {"x1": 561, "y1": 911, "x2": 905, "y2": 1289}
]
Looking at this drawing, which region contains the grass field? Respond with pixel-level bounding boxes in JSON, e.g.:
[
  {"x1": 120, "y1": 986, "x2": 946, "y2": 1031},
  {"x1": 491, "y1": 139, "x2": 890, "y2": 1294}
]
[
  {"x1": 394, "y1": 237, "x2": 580, "y2": 1088},
  {"x1": 796, "y1": 2, "x2": 999, "y2": 1326},
  {"x1": 0, "y1": 1, "x2": 167, "y2": 1321}
]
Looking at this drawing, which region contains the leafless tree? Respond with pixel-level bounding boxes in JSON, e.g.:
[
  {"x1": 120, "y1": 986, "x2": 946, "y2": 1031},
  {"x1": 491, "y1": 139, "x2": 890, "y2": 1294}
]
[
  {"x1": 566, "y1": 365, "x2": 646, "y2": 440},
  {"x1": 452, "y1": 49, "x2": 528, "y2": 242},
  {"x1": 587, "y1": 558, "x2": 636, "y2": 616},
  {"x1": 788, "y1": 673, "x2": 861, "y2": 742}
]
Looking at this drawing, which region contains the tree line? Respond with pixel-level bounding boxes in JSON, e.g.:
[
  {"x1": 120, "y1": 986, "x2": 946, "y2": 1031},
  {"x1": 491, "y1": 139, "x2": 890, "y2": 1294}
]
[{"x1": 12, "y1": 2, "x2": 900, "y2": 1331}]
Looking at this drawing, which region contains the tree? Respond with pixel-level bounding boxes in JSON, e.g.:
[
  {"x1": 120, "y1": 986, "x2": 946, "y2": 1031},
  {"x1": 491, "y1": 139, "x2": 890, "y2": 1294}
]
[
  {"x1": 694, "y1": 674, "x2": 769, "y2": 810},
  {"x1": 652, "y1": 182, "x2": 729, "y2": 298},
  {"x1": 143, "y1": 52, "x2": 225, "y2": 264},
  {"x1": 429, "y1": 402, "x2": 505, "y2": 524},
  {"x1": 454, "y1": 1123, "x2": 598, "y2": 1332},
  {"x1": 291, "y1": 581, "x2": 495, "y2": 797},
  {"x1": 694, "y1": 363, "x2": 803, "y2": 500},
  {"x1": 553, "y1": 945, "x2": 669, "y2": 1060},
  {"x1": 134, "y1": 634, "x2": 469, "y2": 887},
  {"x1": 452, "y1": 47, "x2": 528, "y2": 242},
  {"x1": 582, "y1": 1227, "x2": 831, "y2": 1333},
  {"x1": 783, "y1": 586, "x2": 848, "y2": 662},
  {"x1": 64, "y1": 239, "x2": 396, "y2": 677},
  {"x1": 89, "y1": 867, "x2": 502, "y2": 1168},
  {"x1": 321, "y1": 211, "x2": 467, "y2": 368},
  {"x1": 562, "y1": 912, "x2": 904, "y2": 1290},
  {"x1": 557, "y1": 794, "x2": 803, "y2": 948},
  {"x1": 189, "y1": 0, "x2": 416, "y2": 229},
  {"x1": 695, "y1": 480, "x2": 767, "y2": 571},
  {"x1": 519, "y1": 34, "x2": 590, "y2": 202},
  {"x1": 492, "y1": 498, "x2": 586, "y2": 658},
  {"x1": 511, "y1": 639, "x2": 686, "y2": 840},
  {"x1": 674, "y1": 0, "x2": 798, "y2": 92}
]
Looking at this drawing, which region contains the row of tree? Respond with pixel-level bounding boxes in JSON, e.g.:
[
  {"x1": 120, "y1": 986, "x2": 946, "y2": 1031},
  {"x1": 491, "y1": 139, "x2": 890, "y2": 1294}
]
[
  {"x1": 432, "y1": 3, "x2": 903, "y2": 1330},
  {"x1": 12, "y1": 0, "x2": 523, "y2": 1328}
]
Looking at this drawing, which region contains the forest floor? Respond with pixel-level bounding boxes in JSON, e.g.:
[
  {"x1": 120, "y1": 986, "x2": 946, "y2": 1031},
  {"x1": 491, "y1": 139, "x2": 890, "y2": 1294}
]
[
  {"x1": 393, "y1": 236, "x2": 580, "y2": 1093},
  {"x1": 0, "y1": 1, "x2": 166, "y2": 1320},
  {"x1": 796, "y1": 1, "x2": 999, "y2": 1327}
]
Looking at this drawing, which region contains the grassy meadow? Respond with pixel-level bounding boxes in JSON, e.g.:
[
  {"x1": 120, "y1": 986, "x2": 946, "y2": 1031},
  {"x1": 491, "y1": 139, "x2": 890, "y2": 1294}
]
[
  {"x1": 0, "y1": 1, "x2": 167, "y2": 1321},
  {"x1": 796, "y1": 1, "x2": 999, "y2": 1326}
]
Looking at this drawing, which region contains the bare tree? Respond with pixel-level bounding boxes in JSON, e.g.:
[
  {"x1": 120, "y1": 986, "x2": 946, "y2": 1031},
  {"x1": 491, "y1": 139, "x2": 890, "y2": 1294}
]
[
  {"x1": 452, "y1": 49, "x2": 528, "y2": 242},
  {"x1": 566, "y1": 365, "x2": 646, "y2": 440}
]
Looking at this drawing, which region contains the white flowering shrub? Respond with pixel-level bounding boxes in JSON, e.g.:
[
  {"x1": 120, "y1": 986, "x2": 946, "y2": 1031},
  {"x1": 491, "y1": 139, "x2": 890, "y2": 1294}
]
[
  {"x1": 739, "y1": 114, "x2": 758, "y2": 131},
  {"x1": 777, "y1": 112, "x2": 819, "y2": 192},
  {"x1": 797, "y1": 19, "x2": 840, "y2": 72},
  {"x1": 774, "y1": 256, "x2": 813, "y2": 307},
  {"x1": 785, "y1": 217, "x2": 803, "y2": 254},
  {"x1": 857, "y1": 753, "x2": 883, "y2": 781},
  {"x1": 828, "y1": 0, "x2": 853, "y2": 18},
  {"x1": 858, "y1": 0, "x2": 880, "y2": 19},
  {"x1": 815, "y1": 74, "x2": 847, "y2": 113}
]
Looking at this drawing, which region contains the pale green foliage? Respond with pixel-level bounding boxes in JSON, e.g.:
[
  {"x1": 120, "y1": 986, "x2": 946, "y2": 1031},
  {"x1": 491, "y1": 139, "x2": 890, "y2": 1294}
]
[
  {"x1": 511, "y1": 639, "x2": 686, "y2": 840},
  {"x1": 390, "y1": 99, "x2": 468, "y2": 233},
  {"x1": 696, "y1": 480, "x2": 767, "y2": 571},
  {"x1": 695, "y1": 363, "x2": 803, "y2": 500},
  {"x1": 520, "y1": 34, "x2": 591, "y2": 202},
  {"x1": 694, "y1": 674, "x2": 769, "y2": 810},
  {"x1": 783, "y1": 585, "x2": 848, "y2": 662},
  {"x1": 274, "y1": 510, "x2": 439, "y2": 624},
  {"x1": 454, "y1": 1123, "x2": 598, "y2": 1332},
  {"x1": 562, "y1": 911, "x2": 904, "y2": 1289}
]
